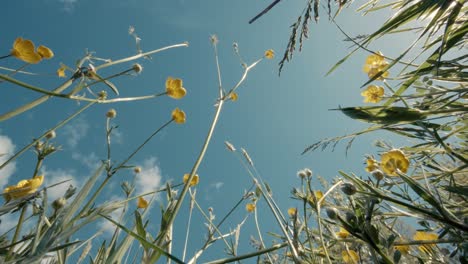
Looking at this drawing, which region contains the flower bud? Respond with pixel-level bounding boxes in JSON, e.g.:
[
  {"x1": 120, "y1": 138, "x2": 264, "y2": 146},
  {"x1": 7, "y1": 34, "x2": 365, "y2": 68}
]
[
  {"x1": 341, "y1": 182, "x2": 357, "y2": 196},
  {"x1": 326, "y1": 207, "x2": 339, "y2": 220},
  {"x1": 45, "y1": 130, "x2": 56, "y2": 139},
  {"x1": 371, "y1": 169, "x2": 384, "y2": 181},
  {"x1": 134, "y1": 167, "x2": 142, "y2": 174},
  {"x1": 133, "y1": 63, "x2": 143, "y2": 73},
  {"x1": 52, "y1": 197, "x2": 67, "y2": 210},
  {"x1": 106, "y1": 109, "x2": 117, "y2": 119}
]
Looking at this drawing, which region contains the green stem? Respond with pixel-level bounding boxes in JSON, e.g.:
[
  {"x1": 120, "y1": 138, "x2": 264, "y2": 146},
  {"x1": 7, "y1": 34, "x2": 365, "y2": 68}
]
[{"x1": 204, "y1": 243, "x2": 288, "y2": 264}]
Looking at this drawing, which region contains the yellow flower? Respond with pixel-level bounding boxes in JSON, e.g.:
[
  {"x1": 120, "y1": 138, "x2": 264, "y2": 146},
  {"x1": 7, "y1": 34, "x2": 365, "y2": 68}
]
[
  {"x1": 37, "y1": 45, "x2": 54, "y2": 59},
  {"x1": 11, "y1": 37, "x2": 42, "y2": 64},
  {"x1": 342, "y1": 250, "x2": 359, "y2": 264},
  {"x1": 287, "y1": 207, "x2": 297, "y2": 217},
  {"x1": 183, "y1": 174, "x2": 199, "y2": 187},
  {"x1": 264, "y1": 49, "x2": 275, "y2": 59},
  {"x1": 229, "y1": 92, "x2": 238, "y2": 101},
  {"x1": 137, "y1": 197, "x2": 149, "y2": 209},
  {"x1": 336, "y1": 227, "x2": 350, "y2": 239},
  {"x1": 365, "y1": 157, "x2": 379, "y2": 172},
  {"x1": 413, "y1": 231, "x2": 438, "y2": 254},
  {"x1": 361, "y1": 85, "x2": 384, "y2": 103},
  {"x1": 380, "y1": 149, "x2": 410, "y2": 176},
  {"x1": 57, "y1": 65, "x2": 67, "y2": 78},
  {"x1": 3, "y1": 175, "x2": 44, "y2": 202},
  {"x1": 166, "y1": 77, "x2": 187, "y2": 99},
  {"x1": 315, "y1": 190, "x2": 324, "y2": 205},
  {"x1": 394, "y1": 243, "x2": 410, "y2": 255},
  {"x1": 171, "y1": 108, "x2": 186, "y2": 124},
  {"x1": 363, "y1": 52, "x2": 389, "y2": 80},
  {"x1": 246, "y1": 203, "x2": 256, "y2": 213}
]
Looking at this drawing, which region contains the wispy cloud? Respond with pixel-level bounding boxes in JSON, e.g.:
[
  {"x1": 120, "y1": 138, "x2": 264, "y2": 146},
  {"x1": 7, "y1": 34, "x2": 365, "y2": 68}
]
[
  {"x1": 72, "y1": 151, "x2": 101, "y2": 171},
  {"x1": 63, "y1": 117, "x2": 89, "y2": 148},
  {"x1": 58, "y1": 0, "x2": 78, "y2": 12},
  {"x1": 0, "y1": 134, "x2": 16, "y2": 188},
  {"x1": 135, "y1": 157, "x2": 162, "y2": 194},
  {"x1": 210, "y1": 182, "x2": 224, "y2": 190}
]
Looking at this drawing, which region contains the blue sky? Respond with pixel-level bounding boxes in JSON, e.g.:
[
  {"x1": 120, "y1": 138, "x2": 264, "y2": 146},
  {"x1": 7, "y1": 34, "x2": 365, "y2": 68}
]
[{"x1": 0, "y1": 0, "x2": 412, "y2": 262}]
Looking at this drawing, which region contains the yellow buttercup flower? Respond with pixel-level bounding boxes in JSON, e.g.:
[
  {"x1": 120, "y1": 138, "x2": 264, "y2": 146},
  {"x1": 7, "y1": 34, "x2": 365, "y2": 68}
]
[
  {"x1": 287, "y1": 207, "x2": 297, "y2": 217},
  {"x1": 361, "y1": 85, "x2": 384, "y2": 103},
  {"x1": 336, "y1": 227, "x2": 350, "y2": 239},
  {"x1": 314, "y1": 190, "x2": 324, "y2": 205},
  {"x1": 172, "y1": 108, "x2": 186, "y2": 124},
  {"x1": 37, "y1": 45, "x2": 54, "y2": 59},
  {"x1": 166, "y1": 77, "x2": 187, "y2": 99},
  {"x1": 183, "y1": 174, "x2": 199, "y2": 187},
  {"x1": 264, "y1": 49, "x2": 275, "y2": 59},
  {"x1": 342, "y1": 250, "x2": 359, "y2": 264},
  {"x1": 11, "y1": 37, "x2": 42, "y2": 64},
  {"x1": 229, "y1": 92, "x2": 238, "y2": 101},
  {"x1": 380, "y1": 149, "x2": 409, "y2": 176},
  {"x1": 246, "y1": 203, "x2": 256, "y2": 213},
  {"x1": 363, "y1": 52, "x2": 389, "y2": 80},
  {"x1": 3, "y1": 175, "x2": 44, "y2": 202},
  {"x1": 413, "y1": 231, "x2": 438, "y2": 254},
  {"x1": 365, "y1": 157, "x2": 379, "y2": 172},
  {"x1": 394, "y1": 242, "x2": 410, "y2": 255},
  {"x1": 137, "y1": 197, "x2": 149, "y2": 209},
  {"x1": 57, "y1": 65, "x2": 67, "y2": 77}
]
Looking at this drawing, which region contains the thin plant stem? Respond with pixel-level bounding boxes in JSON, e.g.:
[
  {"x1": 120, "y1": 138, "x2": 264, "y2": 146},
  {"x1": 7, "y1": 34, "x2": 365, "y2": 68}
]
[
  {"x1": 205, "y1": 243, "x2": 288, "y2": 264},
  {"x1": 254, "y1": 208, "x2": 274, "y2": 264}
]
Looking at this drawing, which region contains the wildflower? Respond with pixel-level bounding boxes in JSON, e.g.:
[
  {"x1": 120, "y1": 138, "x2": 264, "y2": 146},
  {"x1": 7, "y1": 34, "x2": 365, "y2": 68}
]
[
  {"x1": 3, "y1": 175, "x2": 44, "y2": 202},
  {"x1": 57, "y1": 65, "x2": 67, "y2": 78},
  {"x1": 264, "y1": 49, "x2": 275, "y2": 59},
  {"x1": 210, "y1": 35, "x2": 219, "y2": 45},
  {"x1": 365, "y1": 157, "x2": 379, "y2": 172},
  {"x1": 336, "y1": 227, "x2": 350, "y2": 239},
  {"x1": 361, "y1": 85, "x2": 384, "y2": 103},
  {"x1": 341, "y1": 182, "x2": 357, "y2": 195},
  {"x1": 183, "y1": 174, "x2": 199, "y2": 187},
  {"x1": 134, "y1": 167, "x2": 142, "y2": 174},
  {"x1": 166, "y1": 77, "x2": 186, "y2": 99},
  {"x1": 229, "y1": 92, "x2": 238, "y2": 101},
  {"x1": 304, "y1": 168, "x2": 312, "y2": 177},
  {"x1": 342, "y1": 250, "x2": 359, "y2": 264},
  {"x1": 106, "y1": 109, "x2": 117, "y2": 119},
  {"x1": 246, "y1": 203, "x2": 256, "y2": 213},
  {"x1": 11, "y1": 37, "x2": 42, "y2": 64},
  {"x1": 45, "y1": 130, "x2": 56, "y2": 139},
  {"x1": 413, "y1": 231, "x2": 438, "y2": 254},
  {"x1": 394, "y1": 242, "x2": 410, "y2": 255},
  {"x1": 287, "y1": 207, "x2": 297, "y2": 217},
  {"x1": 380, "y1": 149, "x2": 409, "y2": 176},
  {"x1": 37, "y1": 45, "x2": 54, "y2": 59},
  {"x1": 137, "y1": 197, "x2": 149, "y2": 209},
  {"x1": 224, "y1": 141, "x2": 236, "y2": 152},
  {"x1": 132, "y1": 63, "x2": 143, "y2": 73},
  {"x1": 171, "y1": 108, "x2": 186, "y2": 124},
  {"x1": 363, "y1": 51, "x2": 389, "y2": 80}
]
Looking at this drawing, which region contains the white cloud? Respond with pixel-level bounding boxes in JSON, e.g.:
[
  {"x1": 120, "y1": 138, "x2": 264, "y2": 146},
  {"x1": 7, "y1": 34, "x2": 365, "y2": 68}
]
[
  {"x1": 63, "y1": 118, "x2": 89, "y2": 148},
  {"x1": 135, "y1": 157, "x2": 162, "y2": 194},
  {"x1": 41, "y1": 167, "x2": 79, "y2": 201},
  {"x1": 97, "y1": 195, "x2": 125, "y2": 235},
  {"x1": 71, "y1": 152, "x2": 100, "y2": 171},
  {"x1": 59, "y1": 0, "x2": 78, "y2": 12},
  {"x1": 0, "y1": 134, "x2": 16, "y2": 187},
  {"x1": 210, "y1": 182, "x2": 224, "y2": 190}
]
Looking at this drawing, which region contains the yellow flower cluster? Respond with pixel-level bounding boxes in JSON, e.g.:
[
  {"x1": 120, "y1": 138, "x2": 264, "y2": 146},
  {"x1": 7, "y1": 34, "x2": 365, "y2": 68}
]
[
  {"x1": 361, "y1": 85, "x2": 384, "y2": 103},
  {"x1": 363, "y1": 52, "x2": 389, "y2": 80},
  {"x1": 342, "y1": 250, "x2": 359, "y2": 264},
  {"x1": 413, "y1": 231, "x2": 438, "y2": 254},
  {"x1": 172, "y1": 108, "x2": 186, "y2": 124},
  {"x1": 137, "y1": 197, "x2": 149, "y2": 209},
  {"x1": 11, "y1": 38, "x2": 53, "y2": 64},
  {"x1": 3, "y1": 175, "x2": 44, "y2": 202},
  {"x1": 264, "y1": 49, "x2": 275, "y2": 59},
  {"x1": 246, "y1": 203, "x2": 256, "y2": 213},
  {"x1": 365, "y1": 149, "x2": 409, "y2": 177}
]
